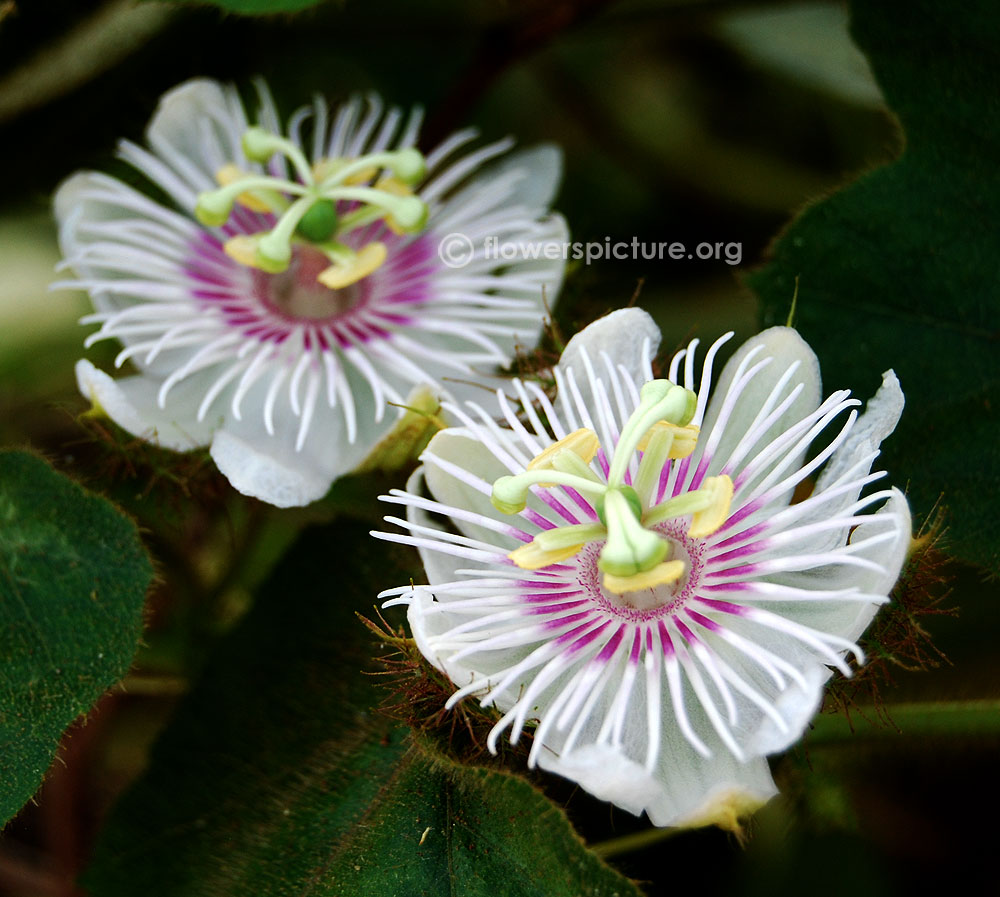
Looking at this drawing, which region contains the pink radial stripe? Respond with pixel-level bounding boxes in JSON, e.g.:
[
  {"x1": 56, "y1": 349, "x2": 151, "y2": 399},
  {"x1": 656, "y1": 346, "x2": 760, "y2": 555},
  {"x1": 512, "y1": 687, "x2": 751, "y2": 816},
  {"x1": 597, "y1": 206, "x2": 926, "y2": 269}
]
[
  {"x1": 704, "y1": 562, "x2": 760, "y2": 580},
  {"x1": 554, "y1": 616, "x2": 609, "y2": 646},
  {"x1": 693, "y1": 597, "x2": 749, "y2": 616},
  {"x1": 656, "y1": 619, "x2": 676, "y2": 657},
  {"x1": 686, "y1": 453, "x2": 713, "y2": 493},
  {"x1": 673, "y1": 619, "x2": 698, "y2": 645},
  {"x1": 522, "y1": 507, "x2": 558, "y2": 531},
  {"x1": 595, "y1": 447, "x2": 611, "y2": 478},
  {"x1": 547, "y1": 611, "x2": 594, "y2": 633},
  {"x1": 654, "y1": 457, "x2": 674, "y2": 505},
  {"x1": 670, "y1": 455, "x2": 694, "y2": 498},
  {"x1": 521, "y1": 589, "x2": 586, "y2": 602},
  {"x1": 568, "y1": 619, "x2": 615, "y2": 654},
  {"x1": 628, "y1": 628, "x2": 643, "y2": 664},
  {"x1": 518, "y1": 579, "x2": 581, "y2": 592},
  {"x1": 731, "y1": 465, "x2": 757, "y2": 494},
  {"x1": 701, "y1": 582, "x2": 753, "y2": 593},
  {"x1": 534, "y1": 488, "x2": 583, "y2": 526},
  {"x1": 595, "y1": 625, "x2": 627, "y2": 663},
  {"x1": 715, "y1": 496, "x2": 766, "y2": 534},
  {"x1": 505, "y1": 525, "x2": 537, "y2": 544},
  {"x1": 563, "y1": 487, "x2": 599, "y2": 521},
  {"x1": 708, "y1": 541, "x2": 770, "y2": 564},
  {"x1": 529, "y1": 600, "x2": 591, "y2": 617},
  {"x1": 713, "y1": 520, "x2": 770, "y2": 550},
  {"x1": 683, "y1": 609, "x2": 723, "y2": 633}
]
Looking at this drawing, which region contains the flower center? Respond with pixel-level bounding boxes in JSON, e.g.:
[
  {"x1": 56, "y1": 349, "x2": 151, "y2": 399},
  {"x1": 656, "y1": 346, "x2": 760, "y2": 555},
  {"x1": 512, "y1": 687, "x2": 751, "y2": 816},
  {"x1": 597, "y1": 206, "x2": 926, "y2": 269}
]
[
  {"x1": 491, "y1": 379, "x2": 733, "y2": 594},
  {"x1": 584, "y1": 522, "x2": 705, "y2": 621},
  {"x1": 254, "y1": 246, "x2": 367, "y2": 321},
  {"x1": 193, "y1": 125, "x2": 430, "y2": 290},
  {"x1": 571, "y1": 521, "x2": 708, "y2": 624}
]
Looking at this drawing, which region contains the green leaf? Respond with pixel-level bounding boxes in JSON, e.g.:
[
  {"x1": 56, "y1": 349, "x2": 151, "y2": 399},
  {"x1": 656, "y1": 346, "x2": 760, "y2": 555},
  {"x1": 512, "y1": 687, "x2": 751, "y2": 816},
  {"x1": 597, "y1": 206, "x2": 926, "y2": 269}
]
[
  {"x1": 84, "y1": 517, "x2": 641, "y2": 897},
  {"x1": 748, "y1": 0, "x2": 1000, "y2": 570},
  {"x1": 166, "y1": 0, "x2": 328, "y2": 14},
  {"x1": 331, "y1": 740, "x2": 644, "y2": 897},
  {"x1": 0, "y1": 450, "x2": 152, "y2": 826}
]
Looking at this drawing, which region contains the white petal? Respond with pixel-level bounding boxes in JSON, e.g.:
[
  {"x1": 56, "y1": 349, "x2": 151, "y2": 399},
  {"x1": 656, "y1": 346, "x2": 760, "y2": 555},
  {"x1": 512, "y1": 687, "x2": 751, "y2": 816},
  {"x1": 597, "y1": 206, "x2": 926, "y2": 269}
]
[
  {"x1": 76, "y1": 359, "x2": 215, "y2": 451},
  {"x1": 763, "y1": 487, "x2": 911, "y2": 643},
  {"x1": 209, "y1": 429, "x2": 330, "y2": 508},
  {"x1": 772, "y1": 370, "x2": 906, "y2": 552},
  {"x1": 404, "y1": 582, "x2": 502, "y2": 690},
  {"x1": 483, "y1": 144, "x2": 563, "y2": 213},
  {"x1": 698, "y1": 325, "x2": 821, "y2": 481},
  {"x1": 739, "y1": 660, "x2": 828, "y2": 755},
  {"x1": 54, "y1": 171, "x2": 197, "y2": 282},
  {"x1": 209, "y1": 373, "x2": 394, "y2": 508},
  {"x1": 144, "y1": 78, "x2": 246, "y2": 202},
  {"x1": 816, "y1": 369, "x2": 904, "y2": 494},
  {"x1": 538, "y1": 739, "x2": 776, "y2": 828},
  {"x1": 389, "y1": 466, "x2": 498, "y2": 588},
  {"x1": 418, "y1": 211, "x2": 570, "y2": 412},
  {"x1": 557, "y1": 307, "x2": 661, "y2": 398},
  {"x1": 421, "y1": 428, "x2": 524, "y2": 547}
]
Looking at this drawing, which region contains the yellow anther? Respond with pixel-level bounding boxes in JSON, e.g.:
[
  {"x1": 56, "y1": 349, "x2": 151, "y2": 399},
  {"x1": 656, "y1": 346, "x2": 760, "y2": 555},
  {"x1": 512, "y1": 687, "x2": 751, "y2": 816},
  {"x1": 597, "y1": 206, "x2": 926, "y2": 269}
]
[
  {"x1": 215, "y1": 164, "x2": 274, "y2": 213},
  {"x1": 636, "y1": 422, "x2": 700, "y2": 459},
  {"x1": 223, "y1": 235, "x2": 264, "y2": 268},
  {"x1": 317, "y1": 242, "x2": 387, "y2": 289},
  {"x1": 527, "y1": 428, "x2": 599, "y2": 472},
  {"x1": 508, "y1": 540, "x2": 585, "y2": 570},
  {"x1": 375, "y1": 175, "x2": 417, "y2": 234},
  {"x1": 602, "y1": 560, "x2": 686, "y2": 595},
  {"x1": 311, "y1": 158, "x2": 337, "y2": 182},
  {"x1": 312, "y1": 158, "x2": 378, "y2": 186},
  {"x1": 345, "y1": 166, "x2": 378, "y2": 185},
  {"x1": 688, "y1": 474, "x2": 734, "y2": 539},
  {"x1": 223, "y1": 234, "x2": 289, "y2": 274}
]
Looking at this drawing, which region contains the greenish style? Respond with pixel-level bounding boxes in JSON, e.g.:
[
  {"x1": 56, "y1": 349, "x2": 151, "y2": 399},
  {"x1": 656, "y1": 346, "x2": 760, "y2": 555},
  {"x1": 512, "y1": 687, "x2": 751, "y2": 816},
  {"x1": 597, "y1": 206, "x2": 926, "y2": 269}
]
[
  {"x1": 84, "y1": 518, "x2": 641, "y2": 897},
  {"x1": 0, "y1": 451, "x2": 152, "y2": 826},
  {"x1": 750, "y1": 0, "x2": 1000, "y2": 571}
]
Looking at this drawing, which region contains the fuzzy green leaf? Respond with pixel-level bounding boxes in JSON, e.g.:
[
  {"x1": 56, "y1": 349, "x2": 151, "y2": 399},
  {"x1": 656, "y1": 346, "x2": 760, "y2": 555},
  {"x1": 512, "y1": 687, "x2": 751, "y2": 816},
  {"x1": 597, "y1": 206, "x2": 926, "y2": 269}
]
[
  {"x1": 329, "y1": 740, "x2": 644, "y2": 897},
  {"x1": 84, "y1": 517, "x2": 640, "y2": 897},
  {"x1": 749, "y1": 0, "x2": 1000, "y2": 570},
  {"x1": 0, "y1": 451, "x2": 151, "y2": 826}
]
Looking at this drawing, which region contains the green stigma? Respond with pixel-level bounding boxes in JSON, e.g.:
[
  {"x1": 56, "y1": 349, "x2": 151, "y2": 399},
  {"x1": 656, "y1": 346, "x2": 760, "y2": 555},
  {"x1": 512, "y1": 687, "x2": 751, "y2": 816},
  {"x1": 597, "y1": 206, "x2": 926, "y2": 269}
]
[{"x1": 296, "y1": 199, "x2": 338, "y2": 243}]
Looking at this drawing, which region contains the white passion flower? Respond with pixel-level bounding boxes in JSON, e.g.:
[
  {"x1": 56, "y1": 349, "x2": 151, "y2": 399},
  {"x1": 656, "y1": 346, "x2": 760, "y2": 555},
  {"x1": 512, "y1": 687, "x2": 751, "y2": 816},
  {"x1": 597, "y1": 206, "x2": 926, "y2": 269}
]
[
  {"x1": 54, "y1": 78, "x2": 568, "y2": 507},
  {"x1": 375, "y1": 308, "x2": 911, "y2": 828}
]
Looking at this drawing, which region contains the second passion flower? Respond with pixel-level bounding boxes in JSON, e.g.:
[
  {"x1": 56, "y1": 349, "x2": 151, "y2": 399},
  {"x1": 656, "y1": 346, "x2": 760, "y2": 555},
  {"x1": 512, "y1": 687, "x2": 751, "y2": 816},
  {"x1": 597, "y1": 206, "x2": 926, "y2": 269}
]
[
  {"x1": 55, "y1": 78, "x2": 567, "y2": 507},
  {"x1": 375, "y1": 308, "x2": 911, "y2": 828}
]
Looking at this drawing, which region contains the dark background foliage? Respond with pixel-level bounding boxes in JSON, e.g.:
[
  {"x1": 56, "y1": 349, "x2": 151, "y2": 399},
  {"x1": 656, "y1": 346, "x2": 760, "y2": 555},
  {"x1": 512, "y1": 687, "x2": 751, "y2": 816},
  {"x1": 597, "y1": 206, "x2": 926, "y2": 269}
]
[{"x1": 0, "y1": 1, "x2": 997, "y2": 895}]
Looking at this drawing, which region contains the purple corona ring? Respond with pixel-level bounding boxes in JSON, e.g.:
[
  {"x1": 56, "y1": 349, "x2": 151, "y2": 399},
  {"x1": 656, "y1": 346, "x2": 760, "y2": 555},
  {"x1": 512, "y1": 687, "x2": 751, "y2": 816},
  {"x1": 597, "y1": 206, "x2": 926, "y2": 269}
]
[
  {"x1": 54, "y1": 78, "x2": 567, "y2": 507},
  {"x1": 375, "y1": 308, "x2": 911, "y2": 828}
]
